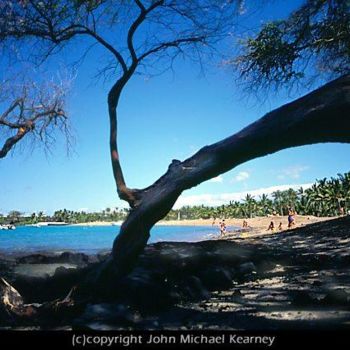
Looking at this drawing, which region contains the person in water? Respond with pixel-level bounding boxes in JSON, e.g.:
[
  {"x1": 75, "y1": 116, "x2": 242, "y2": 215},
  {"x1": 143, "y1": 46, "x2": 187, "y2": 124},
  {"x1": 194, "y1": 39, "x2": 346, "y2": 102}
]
[
  {"x1": 219, "y1": 219, "x2": 227, "y2": 236},
  {"x1": 242, "y1": 220, "x2": 248, "y2": 228}
]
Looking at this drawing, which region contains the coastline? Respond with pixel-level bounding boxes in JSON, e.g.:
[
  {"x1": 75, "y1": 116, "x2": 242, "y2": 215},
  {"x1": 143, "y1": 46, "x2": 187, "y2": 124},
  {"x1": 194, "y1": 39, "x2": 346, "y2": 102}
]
[
  {"x1": 159, "y1": 215, "x2": 340, "y2": 240},
  {"x1": 70, "y1": 215, "x2": 338, "y2": 234},
  {"x1": 71, "y1": 221, "x2": 122, "y2": 227},
  {"x1": 1, "y1": 216, "x2": 349, "y2": 330}
]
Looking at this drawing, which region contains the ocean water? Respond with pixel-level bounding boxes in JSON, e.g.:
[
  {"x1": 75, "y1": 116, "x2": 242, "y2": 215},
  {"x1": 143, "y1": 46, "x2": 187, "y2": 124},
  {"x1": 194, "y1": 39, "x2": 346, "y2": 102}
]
[{"x1": 0, "y1": 224, "x2": 226, "y2": 254}]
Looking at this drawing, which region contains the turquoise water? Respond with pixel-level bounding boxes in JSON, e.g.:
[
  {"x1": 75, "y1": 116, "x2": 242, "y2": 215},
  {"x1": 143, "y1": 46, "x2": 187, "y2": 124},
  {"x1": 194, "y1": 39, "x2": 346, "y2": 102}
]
[{"x1": 0, "y1": 225, "x2": 223, "y2": 254}]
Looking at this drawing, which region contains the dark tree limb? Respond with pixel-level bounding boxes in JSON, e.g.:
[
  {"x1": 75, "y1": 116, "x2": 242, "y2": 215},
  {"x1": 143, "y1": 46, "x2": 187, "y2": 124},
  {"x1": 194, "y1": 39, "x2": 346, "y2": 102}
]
[
  {"x1": 0, "y1": 277, "x2": 77, "y2": 323},
  {"x1": 105, "y1": 1, "x2": 165, "y2": 206},
  {"x1": 0, "y1": 126, "x2": 31, "y2": 159},
  {"x1": 100, "y1": 74, "x2": 350, "y2": 282},
  {"x1": 107, "y1": 1, "x2": 213, "y2": 207},
  {"x1": 138, "y1": 36, "x2": 207, "y2": 62},
  {"x1": 0, "y1": 84, "x2": 68, "y2": 159},
  {"x1": 127, "y1": 1, "x2": 165, "y2": 64}
]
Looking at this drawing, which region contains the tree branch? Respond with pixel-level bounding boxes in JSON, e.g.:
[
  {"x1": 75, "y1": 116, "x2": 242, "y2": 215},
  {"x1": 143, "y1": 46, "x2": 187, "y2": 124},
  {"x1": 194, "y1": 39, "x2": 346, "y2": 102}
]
[
  {"x1": 0, "y1": 127, "x2": 30, "y2": 159},
  {"x1": 138, "y1": 36, "x2": 206, "y2": 62},
  {"x1": 0, "y1": 80, "x2": 69, "y2": 159},
  {"x1": 134, "y1": 0, "x2": 146, "y2": 12},
  {"x1": 99, "y1": 74, "x2": 350, "y2": 281},
  {"x1": 80, "y1": 27, "x2": 128, "y2": 74},
  {"x1": 127, "y1": 0, "x2": 164, "y2": 64},
  {"x1": 105, "y1": 1, "x2": 165, "y2": 206},
  {"x1": 107, "y1": 70, "x2": 141, "y2": 207}
]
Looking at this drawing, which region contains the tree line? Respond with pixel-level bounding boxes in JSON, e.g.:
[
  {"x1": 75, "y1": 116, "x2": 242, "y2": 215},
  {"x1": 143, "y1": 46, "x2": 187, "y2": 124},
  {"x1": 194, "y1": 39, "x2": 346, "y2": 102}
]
[
  {"x1": 164, "y1": 172, "x2": 350, "y2": 220},
  {"x1": 2, "y1": 171, "x2": 348, "y2": 225},
  {"x1": 0, "y1": 207, "x2": 129, "y2": 225}
]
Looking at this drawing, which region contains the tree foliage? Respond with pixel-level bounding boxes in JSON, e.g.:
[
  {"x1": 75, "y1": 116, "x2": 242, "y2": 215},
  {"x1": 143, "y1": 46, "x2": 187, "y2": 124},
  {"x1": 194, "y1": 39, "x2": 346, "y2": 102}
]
[
  {"x1": 164, "y1": 172, "x2": 350, "y2": 220},
  {"x1": 0, "y1": 0, "x2": 242, "y2": 202},
  {"x1": 0, "y1": 77, "x2": 70, "y2": 158},
  {"x1": 0, "y1": 0, "x2": 238, "y2": 73},
  {"x1": 234, "y1": 0, "x2": 350, "y2": 91}
]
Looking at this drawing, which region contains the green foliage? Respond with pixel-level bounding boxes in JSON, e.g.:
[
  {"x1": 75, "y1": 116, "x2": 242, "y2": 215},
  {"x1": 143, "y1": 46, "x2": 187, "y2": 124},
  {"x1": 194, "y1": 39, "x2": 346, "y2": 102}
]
[
  {"x1": 241, "y1": 22, "x2": 302, "y2": 83},
  {"x1": 235, "y1": 0, "x2": 350, "y2": 90},
  {"x1": 164, "y1": 172, "x2": 350, "y2": 220},
  {"x1": 1, "y1": 207, "x2": 127, "y2": 225},
  {"x1": 52, "y1": 207, "x2": 127, "y2": 223},
  {"x1": 2, "y1": 172, "x2": 350, "y2": 225},
  {"x1": 6, "y1": 210, "x2": 23, "y2": 223}
]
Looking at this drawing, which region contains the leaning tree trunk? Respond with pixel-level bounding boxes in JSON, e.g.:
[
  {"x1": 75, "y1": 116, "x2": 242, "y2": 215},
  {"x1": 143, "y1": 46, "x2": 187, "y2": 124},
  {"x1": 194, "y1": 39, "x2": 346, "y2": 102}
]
[
  {"x1": 1, "y1": 74, "x2": 350, "y2": 317},
  {"x1": 92, "y1": 74, "x2": 350, "y2": 286}
]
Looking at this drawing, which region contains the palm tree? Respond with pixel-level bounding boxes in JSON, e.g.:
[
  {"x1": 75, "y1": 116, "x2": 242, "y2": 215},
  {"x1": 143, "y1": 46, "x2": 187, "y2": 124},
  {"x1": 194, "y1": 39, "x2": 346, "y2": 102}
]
[
  {"x1": 296, "y1": 187, "x2": 307, "y2": 214},
  {"x1": 7, "y1": 210, "x2": 22, "y2": 224},
  {"x1": 37, "y1": 211, "x2": 45, "y2": 222},
  {"x1": 30, "y1": 212, "x2": 37, "y2": 224},
  {"x1": 272, "y1": 190, "x2": 284, "y2": 215},
  {"x1": 258, "y1": 193, "x2": 273, "y2": 216},
  {"x1": 285, "y1": 189, "x2": 298, "y2": 209},
  {"x1": 243, "y1": 194, "x2": 256, "y2": 218}
]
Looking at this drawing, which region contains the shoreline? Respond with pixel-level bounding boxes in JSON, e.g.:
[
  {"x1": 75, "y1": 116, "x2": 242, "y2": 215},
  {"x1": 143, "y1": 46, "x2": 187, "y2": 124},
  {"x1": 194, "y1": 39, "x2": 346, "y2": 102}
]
[
  {"x1": 20, "y1": 215, "x2": 339, "y2": 230},
  {"x1": 70, "y1": 215, "x2": 337, "y2": 227},
  {"x1": 159, "y1": 215, "x2": 340, "y2": 240},
  {"x1": 11, "y1": 216, "x2": 340, "y2": 245},
  {"x1": 71, "y1": 215, "x2": 338, "y2": 238}
]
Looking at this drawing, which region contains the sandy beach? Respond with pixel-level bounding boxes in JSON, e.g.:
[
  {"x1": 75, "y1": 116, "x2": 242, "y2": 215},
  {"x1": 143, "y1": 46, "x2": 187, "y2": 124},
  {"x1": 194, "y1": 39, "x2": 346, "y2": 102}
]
[
  {"x1": 71, "y1": 215, "x2": 340, "y2": 239},
  {"x1": 161, "y1": 215, "x2": 342, "y2": 240},
  {"x1": 159, "y1": 215, "x2": 337, "y2": 228}
]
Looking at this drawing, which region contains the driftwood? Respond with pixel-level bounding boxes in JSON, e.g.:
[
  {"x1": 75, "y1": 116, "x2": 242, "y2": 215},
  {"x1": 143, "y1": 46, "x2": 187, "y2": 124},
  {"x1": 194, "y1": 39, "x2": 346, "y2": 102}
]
[{"x1": 0, "y1": 277, "x2": 77, "y2": 324}]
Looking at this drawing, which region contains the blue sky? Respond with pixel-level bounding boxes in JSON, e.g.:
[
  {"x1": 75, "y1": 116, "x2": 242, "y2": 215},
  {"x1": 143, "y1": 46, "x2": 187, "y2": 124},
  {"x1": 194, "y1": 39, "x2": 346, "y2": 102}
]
[{"x1": 0, "y1": 1, "x2": 349, "y2": 215}]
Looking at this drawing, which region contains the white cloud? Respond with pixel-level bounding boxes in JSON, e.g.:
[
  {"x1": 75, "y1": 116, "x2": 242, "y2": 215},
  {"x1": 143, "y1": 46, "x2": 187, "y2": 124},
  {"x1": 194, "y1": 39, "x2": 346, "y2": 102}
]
[
  {"x1": 78, "y1": 207, "x2": 90, "y2": 212},
  {"x1": 277, "y1": 165, "x2": 309, "y2": 180},
  {"x1": 173, "y1": 183, "x2": 313, "y2": 209},
  {"x1": 233, "y1": 171, "x2": 250, "y2": 182},
  {"x1": 208, "y1": 175, "x2": 223, "y2": 183}
]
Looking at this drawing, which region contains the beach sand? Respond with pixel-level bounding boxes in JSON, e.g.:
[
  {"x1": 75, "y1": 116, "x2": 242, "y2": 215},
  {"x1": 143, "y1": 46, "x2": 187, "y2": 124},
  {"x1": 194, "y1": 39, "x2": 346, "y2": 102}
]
[
  {"x1": 73, "y1": 215, "x2": 334, "y2": 226},
  {"x1": 159, "y1": 215, "x2": 339, "y2": 239},
  {"x1": 71, "y1": 215, "x2": 340, "y2": 240}
]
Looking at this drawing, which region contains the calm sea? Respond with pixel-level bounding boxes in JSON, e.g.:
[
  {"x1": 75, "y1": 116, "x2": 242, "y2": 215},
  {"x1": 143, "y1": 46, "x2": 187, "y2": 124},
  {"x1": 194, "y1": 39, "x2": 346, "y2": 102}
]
[{"x1": 0, "y1": 224, "x2": 226, "y2": 254}]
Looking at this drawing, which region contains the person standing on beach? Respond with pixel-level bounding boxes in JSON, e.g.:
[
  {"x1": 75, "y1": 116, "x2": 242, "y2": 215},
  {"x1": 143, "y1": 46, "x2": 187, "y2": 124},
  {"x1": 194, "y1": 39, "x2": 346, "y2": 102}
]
[
  {"x1": 288, "y1": 208, "x2": 296, "y2": 228},
  {"x1": 267, "y1": 221, "x2": 275, "y2": 232}
]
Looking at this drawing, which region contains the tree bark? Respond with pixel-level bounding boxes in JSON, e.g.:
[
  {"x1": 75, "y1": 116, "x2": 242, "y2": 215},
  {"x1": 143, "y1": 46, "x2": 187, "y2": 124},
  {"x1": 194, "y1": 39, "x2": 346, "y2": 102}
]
[
  {"x1": 0, "y1": 129, "x2": 28, "y2": 158},
  {"x1": 107, "y1": 67, "x2": 142, "y2": 207},
  {"x1": 103, "y1": 74, "x2": 350, "y2": 281}
]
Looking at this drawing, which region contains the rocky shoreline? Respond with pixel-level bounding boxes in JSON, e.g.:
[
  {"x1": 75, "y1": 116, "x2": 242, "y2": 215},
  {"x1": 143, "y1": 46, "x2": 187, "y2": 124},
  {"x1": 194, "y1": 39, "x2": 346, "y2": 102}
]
[{"x1": 0, "y1": 216, "x2": 349, "y2": 330}]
